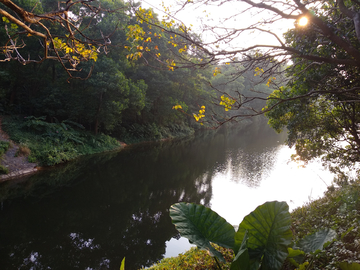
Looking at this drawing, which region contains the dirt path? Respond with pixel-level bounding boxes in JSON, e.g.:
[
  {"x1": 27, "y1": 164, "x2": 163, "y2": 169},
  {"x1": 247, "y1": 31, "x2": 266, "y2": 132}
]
[{"x1": 0, "y1": 117, "x2": 38, "y2": 182}]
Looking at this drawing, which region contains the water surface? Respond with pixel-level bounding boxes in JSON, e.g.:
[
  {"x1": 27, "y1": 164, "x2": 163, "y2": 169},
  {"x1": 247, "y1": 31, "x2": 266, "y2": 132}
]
[{"x1": 0, "y1": 122, "x2": 333, "y2": 269}]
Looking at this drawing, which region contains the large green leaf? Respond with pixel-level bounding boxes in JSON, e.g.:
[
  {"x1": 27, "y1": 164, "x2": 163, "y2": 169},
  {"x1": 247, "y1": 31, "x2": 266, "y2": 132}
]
[
  {"x1": 169, "y1": 202, "x2": 235, "y2": 262},
  {"x1": 297, "y1": 228, "x2": 337, "y2": 254},
  {"x1": 231, "y1": 230, "x2": 250, "y2": 270},
  {"x1": 234, "y1": 201, "x2": 292, "y2": 270}
]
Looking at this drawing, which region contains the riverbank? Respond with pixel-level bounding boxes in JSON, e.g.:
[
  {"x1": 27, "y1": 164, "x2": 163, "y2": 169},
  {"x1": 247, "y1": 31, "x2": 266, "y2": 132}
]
[
  {"x1": 0, "y1": 117, "x2": 38, "y2": 181},
  {"x1": 147, "y1": 182, "x2": 360, "y2": 270},
  {"x1": 0, "y1": 115, "x2": 195, "y2": 181},
  {"x1": 0, "y1": 115, "x2": 125, "y2": 181}
]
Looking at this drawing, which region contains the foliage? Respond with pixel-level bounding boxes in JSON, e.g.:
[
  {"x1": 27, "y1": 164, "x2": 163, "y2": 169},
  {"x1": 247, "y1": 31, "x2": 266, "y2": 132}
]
[
  {"x1": 0, "y1": 140, "x2": 9, "y2": 155},
  {"x1": 15, "y1": 143, "x2": 31, "y2": 157},
  {"x1": 0, "y1": 0, "x2": 128, "y2": 78},
  {"x1": 170, "y1": 201, "x2": 339, "y2": 270},
  {"x1": 120, "y1": 257, "x2": 125, "y2": 270},
  {"x1": 145, "y1": 246, "x2": 233, "y2": 270},
  {"x1": 148, "y1": 182, "x2": 360, "y2": 270},
  {"x1": 127, "y1": 0, "x2": 360, "y2": 176},
  {"x1": 0, "y1": 164, "x2": 8, "y2": 174},
  {"x1": 290, "y1": 182, "x2": 360, "y2": 270},
  {"x1": 116, "y1": 122, "x2": 194, "y2": 144},
  {"x1": 0, "y1": 140, "x2": 10, "y2": 174},
  {"x1": 2, "y1": 116, "x2": 120, "y2": 166}
]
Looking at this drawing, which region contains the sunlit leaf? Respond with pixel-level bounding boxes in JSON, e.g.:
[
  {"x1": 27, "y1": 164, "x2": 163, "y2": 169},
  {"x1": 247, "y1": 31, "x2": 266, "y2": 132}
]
[{"x1": 170, "y1": 202, "x2": 235, "y2": 262}]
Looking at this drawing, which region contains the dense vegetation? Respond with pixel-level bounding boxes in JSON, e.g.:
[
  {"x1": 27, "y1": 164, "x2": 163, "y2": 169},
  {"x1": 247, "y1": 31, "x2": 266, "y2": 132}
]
[
  {"x1": 2, "y1": 115, "x2": 121, "y2": 166},
  {"x1": 147, "y1": 181, "x2": 360, "y2": 270},
  {"x1": 0, "y1": 1, "x2": 359, "y2": 269},
  {"x1": 0, "y1": 0, "x2": 275, "y2": 167}
]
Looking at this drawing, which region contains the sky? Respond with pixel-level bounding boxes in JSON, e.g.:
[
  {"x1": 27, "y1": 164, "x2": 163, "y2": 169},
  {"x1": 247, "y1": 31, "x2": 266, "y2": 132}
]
[{"x1": 138, "y1": 0, "x2": 297, "y2": 49}]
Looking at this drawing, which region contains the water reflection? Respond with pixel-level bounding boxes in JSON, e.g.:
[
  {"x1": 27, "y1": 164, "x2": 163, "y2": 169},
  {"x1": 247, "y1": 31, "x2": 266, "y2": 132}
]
[
  {"x1": 0, "y1": 140, "x2": 216, "y2": 269},
  {"x1": 0, "y1": 121, "x2": 332, "y2": 268}
]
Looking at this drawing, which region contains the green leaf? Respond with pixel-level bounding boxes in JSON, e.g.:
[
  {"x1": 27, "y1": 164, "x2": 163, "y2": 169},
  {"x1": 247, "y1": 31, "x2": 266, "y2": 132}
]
[
  {"x1": 120, "y1": 257, "x2": 125, "y2": 270},
  {"x1": 297, "y1": 228, "x2": 337, "y2": 254},
  {"x1": 235, "y1": 201, "x2": 292, "y2": 270},
  {"x1": 170, "y1": 202, "x2": 235, "y2": 262},
  {"x1": 287, "y1": 247, "x2": 305, "y2": 258},
  {"x1": 339, "y1": 262, "x2": 360, "y2": 270},
  {"x1": 286, "y1": 247, "x2": 305, "y2": 268},
  {"x1": 231, "y1": 230, "x2": 250, "y2": 270}
]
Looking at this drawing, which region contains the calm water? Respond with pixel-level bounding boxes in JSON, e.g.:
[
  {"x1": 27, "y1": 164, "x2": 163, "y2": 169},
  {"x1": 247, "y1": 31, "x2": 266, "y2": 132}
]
[{"x1": 0, "y1": 122, "x2": 333, "y2": 269}]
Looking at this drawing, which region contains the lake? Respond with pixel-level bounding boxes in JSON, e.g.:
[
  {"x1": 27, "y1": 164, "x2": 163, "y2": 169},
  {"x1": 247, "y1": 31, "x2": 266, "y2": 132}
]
[{"x1": 0, "y1": 121, "x2": 333, "y2": 269}]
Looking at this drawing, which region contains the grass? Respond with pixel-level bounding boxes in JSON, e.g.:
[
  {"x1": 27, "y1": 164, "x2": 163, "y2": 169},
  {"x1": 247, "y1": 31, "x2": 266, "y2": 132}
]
[
  {"x1": 2, "y1": 115, "x2": 121, "y2": 166},
  {"x1": 148, "y1": 181, "x2": 360, "y2": 270},
  {"x1": 15, "y1": 144, "x2": 31, "y2": 157},
  {"x1": 0, "y1": 140, "x2": 10, "y2": 174}
]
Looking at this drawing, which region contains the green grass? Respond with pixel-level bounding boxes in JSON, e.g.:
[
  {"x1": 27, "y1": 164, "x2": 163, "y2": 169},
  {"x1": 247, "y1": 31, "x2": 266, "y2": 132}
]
[
  {"x1": 149, "y1": 182, "x2": 360, "y2": 270},
  {"x1": 2, "y1": 115, "x2": 121, "y2": 166}
]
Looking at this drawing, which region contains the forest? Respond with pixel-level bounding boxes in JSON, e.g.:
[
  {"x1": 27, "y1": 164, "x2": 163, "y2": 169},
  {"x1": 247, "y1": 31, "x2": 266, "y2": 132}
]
[
  {"x1": 1, "y1": 0, "x2": 360, "y2": 182},
  {"x1": 0, "y1": 0, "x2": 273, "y2": 167},
  {"x1": 1, "y1": 1, "x2": 360, "y2": 269}
]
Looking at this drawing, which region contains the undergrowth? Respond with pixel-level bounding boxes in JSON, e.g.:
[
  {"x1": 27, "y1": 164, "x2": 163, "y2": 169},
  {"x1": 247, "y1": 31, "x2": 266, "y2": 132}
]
[
  {"x1": 289, "y1": 182, "x2": 360, "y2": 270},
  {"x1": 0, "y1": 140, "x2": 10, "y2": 174},
  {"x1": 0, "y1": 140, "x2": 9, "y2": 156},
  {"x1": 145, "y1": 245, "x2": 233, "y2": 270},
  {"x1": 117, "y1": 123, "x2": 194, "y2": 144},
  {"x1": 2, "y1": 115, "x2": 121, "y2": 166}
]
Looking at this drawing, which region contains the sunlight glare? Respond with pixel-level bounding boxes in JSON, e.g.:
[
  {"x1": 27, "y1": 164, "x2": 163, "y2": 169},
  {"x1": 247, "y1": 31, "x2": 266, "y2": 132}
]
[{"x1": 298, "y1": 17, "x2": 308, "y2": 26}]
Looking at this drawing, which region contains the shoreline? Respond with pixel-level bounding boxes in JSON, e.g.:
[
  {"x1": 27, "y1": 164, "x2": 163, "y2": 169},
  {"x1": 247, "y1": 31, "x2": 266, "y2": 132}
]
[{"x1": 0, "y1": 167, "x2": 38, "y2": 182}]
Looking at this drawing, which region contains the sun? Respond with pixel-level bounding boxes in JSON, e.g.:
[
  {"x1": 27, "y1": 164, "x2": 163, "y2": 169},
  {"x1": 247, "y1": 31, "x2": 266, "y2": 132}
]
[{"x1": 298, "y1": 17, "x2": 308, "y2": 26}]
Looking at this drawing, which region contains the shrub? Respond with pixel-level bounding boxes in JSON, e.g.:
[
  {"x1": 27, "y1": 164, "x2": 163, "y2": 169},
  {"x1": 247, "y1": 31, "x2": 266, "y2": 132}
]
[
  {"x1": 15, "y1": 144, "x2": 31, "y2": 157},
  {"x1": 0, "y1": 164, "x2": 9, "y2": 174},
  {"x1": 2, "y1": 116, "x2": 120, "y2": 166},
  {"x1": 0, "y1": 140, "x2": 10, "y2": 156}
]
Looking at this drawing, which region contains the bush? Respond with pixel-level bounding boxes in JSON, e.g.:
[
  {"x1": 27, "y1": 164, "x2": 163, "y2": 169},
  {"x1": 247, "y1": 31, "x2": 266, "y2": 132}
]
[
  {"x1": 145, "y1": 246, "x2": 233, "y2": 270},
  {"x1": 2, "y1": 116, "x2": 120, "y2": 166},
  {"x1": 15, "y1": 144, "x2": 31, "y2": 157},
  {"x1": 149, "y1": 182, "x2": 360, "y2": 270},
  {"x1": 0, "y1": 140, "x2": 10, "y2": 156},
  {"x1": 0, "y1": 164, "x2": 9, "y2": 175}
]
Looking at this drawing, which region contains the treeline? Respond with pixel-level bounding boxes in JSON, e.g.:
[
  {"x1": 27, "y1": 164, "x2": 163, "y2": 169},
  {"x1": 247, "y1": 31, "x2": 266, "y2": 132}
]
[{"x1": 0, "y1": 0, "x2": 272, "y2": 144}]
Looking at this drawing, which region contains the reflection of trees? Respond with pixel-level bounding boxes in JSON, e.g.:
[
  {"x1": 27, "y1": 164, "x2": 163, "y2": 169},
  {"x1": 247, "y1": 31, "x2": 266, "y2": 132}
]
[
  {"x1": 0, "y1": 135, "x2": 218, "y2": 269},
  {"x1": 210, "y1": 119, "x2": 287, "y2": 187},
  {"x1": 0, "y1": 121, "x2": 286, "y2": 269}
]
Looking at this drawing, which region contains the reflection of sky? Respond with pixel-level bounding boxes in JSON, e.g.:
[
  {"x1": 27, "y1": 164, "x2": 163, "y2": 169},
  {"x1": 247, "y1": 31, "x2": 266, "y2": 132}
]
[
  {"x1": 211, "y1": 145, "x2": 333, "y2": 226},
  {"x1": 165, "y1": 144, "x2": 333, "y2": 258}
]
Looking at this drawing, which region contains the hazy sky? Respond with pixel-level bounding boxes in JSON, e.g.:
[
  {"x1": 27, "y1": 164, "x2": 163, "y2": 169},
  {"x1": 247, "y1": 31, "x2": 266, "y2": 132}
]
[{"x1": 139, "y1": 0, "x2": 296, "y2": 48}]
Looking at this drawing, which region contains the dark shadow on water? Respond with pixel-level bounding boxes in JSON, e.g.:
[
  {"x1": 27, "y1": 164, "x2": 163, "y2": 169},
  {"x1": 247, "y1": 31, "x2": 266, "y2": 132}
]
[{"x1": 0, "y1": 121, "x2": 286, "y2": 269}]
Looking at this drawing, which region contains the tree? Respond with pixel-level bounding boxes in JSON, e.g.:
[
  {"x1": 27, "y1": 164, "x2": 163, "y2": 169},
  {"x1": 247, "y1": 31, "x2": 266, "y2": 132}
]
[
  {"x1": 3, "y1": 0, "x2": 360, "y2": 179},
  {"x1": 0, "y1": 0, "x2": 128, "y2": 79},
  {"x1": 128, "y1": 0, "x2": 360, "y2": 180}
]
